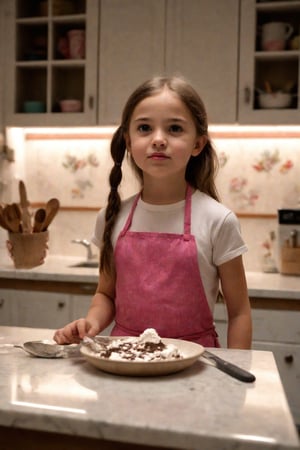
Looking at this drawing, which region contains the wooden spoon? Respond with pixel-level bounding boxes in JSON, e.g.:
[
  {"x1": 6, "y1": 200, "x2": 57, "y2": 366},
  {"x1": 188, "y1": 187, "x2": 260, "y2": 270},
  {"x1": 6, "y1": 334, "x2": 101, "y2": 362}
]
[
  {"x1": 0, "y1": 205, "x2": 11, "y2": 231},
  {"x1": 3, "y1": 204, "x2": 21, "y2": 233},
  {"x1": 41, "y1": 198, "x2": 60, "y2": 231},
  {"x1": 33, "y1": 208, "x2": 46, "y2": 232},
  {"x1": 19, "y1": 180, "x2": 32, "y2": 233}
]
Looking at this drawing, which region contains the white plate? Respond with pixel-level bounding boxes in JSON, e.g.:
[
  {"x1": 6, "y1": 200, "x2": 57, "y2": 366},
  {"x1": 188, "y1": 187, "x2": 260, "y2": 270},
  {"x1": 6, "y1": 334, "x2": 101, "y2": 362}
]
[{"x1": 80, "y1": 337, "x2": 204, "y2": 376}]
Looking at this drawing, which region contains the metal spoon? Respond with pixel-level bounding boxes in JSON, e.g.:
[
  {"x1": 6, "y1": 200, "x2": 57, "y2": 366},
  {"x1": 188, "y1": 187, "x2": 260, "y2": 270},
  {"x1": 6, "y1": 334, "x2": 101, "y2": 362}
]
[{"x1": 1, "y1": 341, "x2": 80, "y2": 358}]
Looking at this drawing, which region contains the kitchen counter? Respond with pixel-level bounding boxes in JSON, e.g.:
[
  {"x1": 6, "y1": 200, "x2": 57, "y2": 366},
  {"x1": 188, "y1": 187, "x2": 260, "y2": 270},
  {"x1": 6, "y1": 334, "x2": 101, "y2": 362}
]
[
  {"x1": 0, "y1": 255, "x2": 299, "y2": 301},
  {"x1": 0, "y1": 326, "x2": 299, "y2": 450},
  {"x1": 0, "y1": 256, "x2": 300, "y2": 300}
]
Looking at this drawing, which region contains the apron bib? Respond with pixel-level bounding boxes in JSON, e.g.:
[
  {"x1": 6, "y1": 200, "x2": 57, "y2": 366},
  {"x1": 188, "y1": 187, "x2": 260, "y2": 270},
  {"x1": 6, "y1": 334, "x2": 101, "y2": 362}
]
[{"x1": 111, "y1": 185, "x2": 220, "y2": 347}]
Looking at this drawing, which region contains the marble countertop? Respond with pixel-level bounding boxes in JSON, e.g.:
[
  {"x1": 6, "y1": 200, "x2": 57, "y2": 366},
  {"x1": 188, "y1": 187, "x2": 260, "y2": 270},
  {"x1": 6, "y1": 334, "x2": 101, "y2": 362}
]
[
  {"x1": 0, "y1": 326, "x2": 299, "y2": 450},
  {"x1": 0, "y1": 255, "x2": 299, "y2": 300}
]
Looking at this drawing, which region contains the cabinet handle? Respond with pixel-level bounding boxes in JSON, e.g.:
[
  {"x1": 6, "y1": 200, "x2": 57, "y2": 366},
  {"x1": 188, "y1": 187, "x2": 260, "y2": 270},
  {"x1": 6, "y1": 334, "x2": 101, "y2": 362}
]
[
  {"x1": 0, "y1": 298, "x2": 4, "y2": 307},
  {"x1": 58, "y1": 301, "x2": 66, "y2": 309},
  {"x1": 284, "y1": 354, "x2": 294, "y2": 364},
  {"x1": 88, "y1": 96, "x2": 94, "y2": 110},
  {"x1": 244, "y1": 86, "x2": 251, "y2": 104}
]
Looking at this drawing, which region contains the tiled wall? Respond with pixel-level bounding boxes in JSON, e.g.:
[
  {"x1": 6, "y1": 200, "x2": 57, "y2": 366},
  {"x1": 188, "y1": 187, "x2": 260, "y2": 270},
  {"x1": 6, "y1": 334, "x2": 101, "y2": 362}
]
[{"x1": 1, "y1": 127, "x2": 300, "y2": 272}]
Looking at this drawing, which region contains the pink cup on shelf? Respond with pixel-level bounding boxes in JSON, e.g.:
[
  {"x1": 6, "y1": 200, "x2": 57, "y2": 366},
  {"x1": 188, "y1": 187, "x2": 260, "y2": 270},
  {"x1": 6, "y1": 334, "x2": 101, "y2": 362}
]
[{"x1": 68, "y1": 29, "x2": 85, "y2": 59}]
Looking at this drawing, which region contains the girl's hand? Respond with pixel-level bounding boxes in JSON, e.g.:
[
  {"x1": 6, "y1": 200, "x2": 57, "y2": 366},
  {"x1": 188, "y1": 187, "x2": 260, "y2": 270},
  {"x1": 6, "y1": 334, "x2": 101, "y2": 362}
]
[{"x1": 53, "y1": 318, "x2": 100, "y2": 344}]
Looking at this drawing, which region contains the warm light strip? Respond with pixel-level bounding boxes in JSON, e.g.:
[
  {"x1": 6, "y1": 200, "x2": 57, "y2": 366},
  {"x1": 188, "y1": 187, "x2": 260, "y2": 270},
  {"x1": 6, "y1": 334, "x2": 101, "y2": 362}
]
[{"x1": 14, "y1": 125, "x2": 300, "y2": 140}]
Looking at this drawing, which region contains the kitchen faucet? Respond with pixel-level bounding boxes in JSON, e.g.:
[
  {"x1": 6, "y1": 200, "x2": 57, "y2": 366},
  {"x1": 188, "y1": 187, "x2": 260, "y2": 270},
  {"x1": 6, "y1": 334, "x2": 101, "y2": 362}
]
[{"x1": 71, "y1": 239, "x2": 95, "y2": 260}]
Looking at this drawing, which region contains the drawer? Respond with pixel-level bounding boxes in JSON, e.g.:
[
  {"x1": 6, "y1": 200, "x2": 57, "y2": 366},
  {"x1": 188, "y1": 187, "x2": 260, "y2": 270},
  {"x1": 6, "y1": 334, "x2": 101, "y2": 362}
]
[
  {"x1": 252, "y1": 309, "x2": 300, "y2": 344},
  {"x1": 253, "y1": 341, "x2": 300, "y2": 425},
  {"x1": 214, "y1": 304, "x2": 300, "y2": 344}
]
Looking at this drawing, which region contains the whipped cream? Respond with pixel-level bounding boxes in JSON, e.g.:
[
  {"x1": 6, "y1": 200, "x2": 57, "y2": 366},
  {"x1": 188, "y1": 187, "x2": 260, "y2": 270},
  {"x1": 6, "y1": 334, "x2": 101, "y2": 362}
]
[{"x1": 83, "y1": 328, "x2": 182, "y2": 362}]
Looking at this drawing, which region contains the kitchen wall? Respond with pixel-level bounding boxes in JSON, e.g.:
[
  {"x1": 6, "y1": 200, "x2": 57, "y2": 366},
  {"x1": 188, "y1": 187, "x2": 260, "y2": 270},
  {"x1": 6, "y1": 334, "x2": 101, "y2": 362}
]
[{"x1": 1, "y1": 126, "x2": 300, "y2": 272}]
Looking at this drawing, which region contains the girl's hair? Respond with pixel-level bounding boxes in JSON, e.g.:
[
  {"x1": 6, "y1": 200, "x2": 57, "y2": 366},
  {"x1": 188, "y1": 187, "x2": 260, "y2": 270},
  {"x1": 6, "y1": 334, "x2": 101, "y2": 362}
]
[{"x1": 100, "y1": 76, "x2": 219, "y2": 274}]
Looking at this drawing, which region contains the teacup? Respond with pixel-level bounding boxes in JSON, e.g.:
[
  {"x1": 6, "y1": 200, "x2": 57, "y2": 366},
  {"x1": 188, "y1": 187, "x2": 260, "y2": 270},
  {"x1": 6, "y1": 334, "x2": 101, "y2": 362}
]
[{"x1": 261, "y1": 22, "x2": 293, "y2": 51}]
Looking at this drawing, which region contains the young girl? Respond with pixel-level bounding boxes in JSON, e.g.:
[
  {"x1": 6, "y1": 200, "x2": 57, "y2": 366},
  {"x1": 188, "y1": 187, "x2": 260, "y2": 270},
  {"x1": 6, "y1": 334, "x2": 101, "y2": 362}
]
[{"x1": 54, "y1": 76, "x2": 252, "y2": 349}]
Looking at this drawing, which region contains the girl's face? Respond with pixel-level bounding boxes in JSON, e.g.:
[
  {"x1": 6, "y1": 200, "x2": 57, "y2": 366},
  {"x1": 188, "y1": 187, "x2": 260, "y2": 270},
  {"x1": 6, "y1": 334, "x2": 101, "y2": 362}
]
[{"x1": 125, "y1": 89, "x2": 207, "y2": 183}]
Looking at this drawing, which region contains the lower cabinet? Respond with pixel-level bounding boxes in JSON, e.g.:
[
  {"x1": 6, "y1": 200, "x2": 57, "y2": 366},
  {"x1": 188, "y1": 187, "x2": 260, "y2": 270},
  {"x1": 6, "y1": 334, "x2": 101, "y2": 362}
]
[
  {"x1": 214, "y1": 301, "x2": 300, "y2": 426},
  {"x1": 0, "y1": 284, "x2": 113, "y2": 334}
]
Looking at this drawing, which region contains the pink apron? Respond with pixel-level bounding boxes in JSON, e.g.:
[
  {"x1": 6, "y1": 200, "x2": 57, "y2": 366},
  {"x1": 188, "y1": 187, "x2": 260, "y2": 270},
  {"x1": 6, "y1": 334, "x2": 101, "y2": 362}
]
[{"x1": 111, "y1": 185, "x2": 220, "y2": 347}]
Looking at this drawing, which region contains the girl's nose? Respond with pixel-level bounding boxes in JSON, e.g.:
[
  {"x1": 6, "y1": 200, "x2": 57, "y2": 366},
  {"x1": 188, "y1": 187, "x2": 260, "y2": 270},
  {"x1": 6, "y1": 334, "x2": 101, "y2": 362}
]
[{"x1": 152, "y1": 130, "x2": 167, "y2": 148}]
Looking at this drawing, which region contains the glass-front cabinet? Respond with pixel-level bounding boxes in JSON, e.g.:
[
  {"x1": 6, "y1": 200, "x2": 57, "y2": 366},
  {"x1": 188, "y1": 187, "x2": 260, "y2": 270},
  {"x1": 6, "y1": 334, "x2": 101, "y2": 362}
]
[
  {"x1": 239, "y1": 0, "x2": 300, "y2": 124},
  {"x1": 4, "y1": 0, "x2": 98, "y2": 126}
]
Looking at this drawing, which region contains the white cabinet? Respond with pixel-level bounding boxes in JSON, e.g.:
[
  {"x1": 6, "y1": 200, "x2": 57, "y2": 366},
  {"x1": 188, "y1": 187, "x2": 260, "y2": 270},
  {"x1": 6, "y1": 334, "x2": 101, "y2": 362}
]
[
  {"x1": 99, "y1": 0, "x2": 240, "y2": 125},
  {"x1": 239, "y1": 0, "x2": 300, "y2": 124},
  {"x1": 4, "y1": 0, "x2": 99, "y2": 126},
  {"x1": 214, "y1": 302, "x2": 300, "y2": 425},
  {"x1": 98, "y1": 0, "x2": 165, "y2": 125},
  {"x1": 166, "y1": 0, "x2": 239, "y2": 124},
  {"x1": 0, "y1": 290, "x2": 14, "y2": 325},
  {"x1": 0, "y1": 289, "x2": 71, "y2": 328}
]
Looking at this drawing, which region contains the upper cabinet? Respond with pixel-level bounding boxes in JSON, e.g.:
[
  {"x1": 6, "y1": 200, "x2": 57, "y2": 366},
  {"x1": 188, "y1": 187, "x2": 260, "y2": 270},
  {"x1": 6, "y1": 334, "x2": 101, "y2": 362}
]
[
  {"x1": 98, "y1": 0, "x2": 239, "y2": 125},
  {"x1": 4, "y1": 0, "x2": 99, "y2": 126},
  {"x1": 239, "y1": 0, "x2": 300, "y2": 124},
  {"x1": 98, "y1": 0, "x2": 165, "y2": 125},
  {"x1": 165, "y1": 0, "x2": 239, "y2": 124}
]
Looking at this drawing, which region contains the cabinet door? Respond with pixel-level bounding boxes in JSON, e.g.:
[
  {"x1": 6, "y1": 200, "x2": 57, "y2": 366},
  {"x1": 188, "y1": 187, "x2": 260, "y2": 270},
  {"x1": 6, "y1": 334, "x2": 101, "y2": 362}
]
[
  {"x1": 166, "y1": 0, "x2": 239, "y2": 124},
  {"x1": 0, "y1": 290, "x2": 15, "y2": 326},
  {"x1": 253, "y1": 341, "x2": 300, "y2": 425},
  {"x1": 12, "y1": 291, "x2": 71, "y2": 329},
  {"x1": 98, "y1": 0, "x2": 165, "y2": 124},
  {"x1": 239, "y1": 0, "x2": 300, "y2": 124},
  {"x1": 4, "y1": 0, "x2": 99, "y2": 126}
]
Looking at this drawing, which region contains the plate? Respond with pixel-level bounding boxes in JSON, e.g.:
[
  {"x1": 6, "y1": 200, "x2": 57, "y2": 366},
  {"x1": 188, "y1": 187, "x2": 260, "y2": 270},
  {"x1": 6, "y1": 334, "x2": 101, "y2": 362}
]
[{"x1": 80, "y1": 337, "x2": 204, "y2": 376}]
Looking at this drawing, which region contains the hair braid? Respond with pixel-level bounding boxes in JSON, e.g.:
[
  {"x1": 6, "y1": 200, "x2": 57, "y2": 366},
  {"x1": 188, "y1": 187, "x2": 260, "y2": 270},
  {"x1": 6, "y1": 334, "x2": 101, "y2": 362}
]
[{"x1": 100, "y1": 127, "x2": 126, "y2": 274}]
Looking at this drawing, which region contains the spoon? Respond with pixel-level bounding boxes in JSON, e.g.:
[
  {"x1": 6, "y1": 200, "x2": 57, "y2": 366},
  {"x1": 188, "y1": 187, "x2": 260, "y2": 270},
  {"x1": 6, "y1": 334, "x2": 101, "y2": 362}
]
[
  {"x1": 33, "y1": 208, "x2": 46, "y2": 232},
  {"x1": 41, "y1": 198, "x2": 60, "y2": 231},
  {"x1": 3, "y1": 204, "x2": 21, "y2": 233},
  {"x1": 0, "y1": 341, "x2": 80, "y2": 358}
]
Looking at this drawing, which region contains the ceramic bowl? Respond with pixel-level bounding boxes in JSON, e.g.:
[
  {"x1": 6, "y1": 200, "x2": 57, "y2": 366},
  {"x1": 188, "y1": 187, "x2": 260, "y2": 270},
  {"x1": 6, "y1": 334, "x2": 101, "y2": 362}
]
[
  {"x1": 23, "y1": 101, "x2": 46, "y2": 113},
  {"x1": 60, "y1": 99, "x2": 82, "y2": 113},
  {"x1": 258, "y1": 92, "x2": 292, "y2": 109}
]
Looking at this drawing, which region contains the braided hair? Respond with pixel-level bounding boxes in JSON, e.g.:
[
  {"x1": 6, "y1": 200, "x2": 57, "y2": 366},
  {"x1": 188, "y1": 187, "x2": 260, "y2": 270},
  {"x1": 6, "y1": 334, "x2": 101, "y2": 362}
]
[{"x1": 100, "y1": 76, "x2": 219, "y2": 275}]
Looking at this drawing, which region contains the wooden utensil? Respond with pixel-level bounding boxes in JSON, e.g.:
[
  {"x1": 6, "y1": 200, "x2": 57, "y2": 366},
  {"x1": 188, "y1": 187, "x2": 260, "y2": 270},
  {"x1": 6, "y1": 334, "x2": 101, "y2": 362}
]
[
  {"x1": 19, "y1": 180, "x2": 32, "y2": 233},
  {"x1": 3, "y1": 204, "x2": 22, "y2": 233},
  {"x1": 33, "y1": 208, "x2": 46, "y2": 232},
  {"x1": 0, "y1": 205, "x2": 11, "y2": 231},
  {"x1": 41, "y1": 198, "x2": 60, "y2": 231}
]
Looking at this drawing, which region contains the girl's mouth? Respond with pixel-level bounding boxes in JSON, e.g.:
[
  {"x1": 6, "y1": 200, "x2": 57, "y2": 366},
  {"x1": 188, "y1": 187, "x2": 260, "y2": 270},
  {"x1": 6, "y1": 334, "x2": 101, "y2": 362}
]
[{"x1": 148, "y1": 153, "x2": 170, "y2": 160}]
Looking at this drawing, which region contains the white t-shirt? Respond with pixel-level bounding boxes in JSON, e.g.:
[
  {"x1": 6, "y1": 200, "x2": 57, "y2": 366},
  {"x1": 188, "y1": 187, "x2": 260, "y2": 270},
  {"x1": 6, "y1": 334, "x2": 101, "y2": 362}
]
[{"x1": 92, "y1": 190, "x2": 247, "y2": 312}]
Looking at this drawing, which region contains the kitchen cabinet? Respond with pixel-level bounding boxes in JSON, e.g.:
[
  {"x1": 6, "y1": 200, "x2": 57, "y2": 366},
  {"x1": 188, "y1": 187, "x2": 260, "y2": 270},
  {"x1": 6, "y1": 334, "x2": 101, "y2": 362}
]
[
  {"x1": 3, "y1": 0, "x2": 99, "y2": 126},
  {"x1": 0, "y1": 279, "x2": 113, "y2": 333},
  {"x1": 214, "y1": 300, "x2": 300, "y2": 425},
  {"x1": 98, "y1": 0, "x2": 165, "y2": 124},
  {"x1": 239, "y1": 0, "x2": 300, "y2": 124},
  {"x1": 0, "y1": 289, "x2": 71, "y2": 328},
  {"x1": 99, "y1": 0, "x2": 239, "y2": 125},
  {"x1": 0, "y1": 2, "x2": 5, "y2": 131},
  {"x1": 165, "y1": 0, "x2": 239, "y2": 124}
]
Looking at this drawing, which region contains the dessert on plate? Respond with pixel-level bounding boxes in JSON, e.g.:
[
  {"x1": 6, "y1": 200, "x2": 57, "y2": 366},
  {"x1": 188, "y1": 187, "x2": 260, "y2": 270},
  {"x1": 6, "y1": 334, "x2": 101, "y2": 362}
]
[{"x1": 83, "y1": 328, "x2": 183, "y2": 362}]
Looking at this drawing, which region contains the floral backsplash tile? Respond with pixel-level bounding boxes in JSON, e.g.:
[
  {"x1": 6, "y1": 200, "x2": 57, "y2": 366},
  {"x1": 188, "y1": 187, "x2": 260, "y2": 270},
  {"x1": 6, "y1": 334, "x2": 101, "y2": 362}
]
[
  {"x1": 20, "y1": 135, "x2": 300, "y2": 214},
  {"x1": 214, "y1": 138, "x2": 300, "y2": 214}
]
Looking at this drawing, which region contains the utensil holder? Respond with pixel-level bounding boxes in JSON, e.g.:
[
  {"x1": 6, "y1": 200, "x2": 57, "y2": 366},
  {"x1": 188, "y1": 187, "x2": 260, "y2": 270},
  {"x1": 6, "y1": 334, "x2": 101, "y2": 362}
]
[
  {"x1": 8, "y1": 231, "x2": 49, "y2": 269},
  {"x1": 280, "y1": 246, "x2": 300, "y2": 275}
]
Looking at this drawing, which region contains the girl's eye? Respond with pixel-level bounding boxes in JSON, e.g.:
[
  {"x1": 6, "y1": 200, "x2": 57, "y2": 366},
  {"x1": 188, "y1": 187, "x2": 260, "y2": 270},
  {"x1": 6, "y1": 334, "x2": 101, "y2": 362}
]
[
  {"x1": 169, "y1": 124, "x2": 183, "y2": 133},
  {"x1": 137, "y1": 124, "x2": 151, "y2": 132}
]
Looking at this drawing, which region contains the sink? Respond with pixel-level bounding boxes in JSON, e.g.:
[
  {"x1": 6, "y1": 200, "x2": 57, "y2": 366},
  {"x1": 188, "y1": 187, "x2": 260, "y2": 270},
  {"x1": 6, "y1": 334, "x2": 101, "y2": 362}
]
[{"x1": 70, "y1": 261, "x2": 99, "y2": 268}]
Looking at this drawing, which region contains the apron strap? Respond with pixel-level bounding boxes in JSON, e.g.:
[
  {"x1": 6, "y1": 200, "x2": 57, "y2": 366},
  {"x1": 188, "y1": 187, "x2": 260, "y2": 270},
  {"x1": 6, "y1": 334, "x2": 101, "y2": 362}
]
[
  {"x1": 120, "y1": 192, "x2": 141, "y2": 236},
  {"x1": 183, "y1": 185, "x2": 193, "y2": 240}
]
